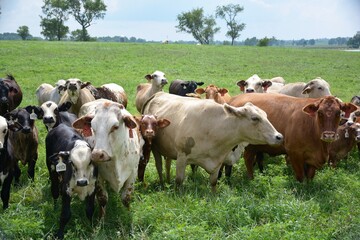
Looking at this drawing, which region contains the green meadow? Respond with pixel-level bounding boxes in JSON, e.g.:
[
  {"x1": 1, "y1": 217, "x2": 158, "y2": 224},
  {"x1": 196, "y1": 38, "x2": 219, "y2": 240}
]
[{"x1": 0, "y1": 41, "x2": 359, "y2": 239}]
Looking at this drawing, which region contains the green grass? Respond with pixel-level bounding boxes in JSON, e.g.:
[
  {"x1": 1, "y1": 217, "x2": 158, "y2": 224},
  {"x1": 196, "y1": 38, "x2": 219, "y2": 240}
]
[{"x1": 0, "y1": 41, "x2": 359, "y2": 239}]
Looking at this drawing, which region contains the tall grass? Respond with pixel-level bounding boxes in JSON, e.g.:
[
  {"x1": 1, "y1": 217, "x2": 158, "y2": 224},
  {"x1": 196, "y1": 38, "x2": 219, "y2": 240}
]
[{"x1": 0, "y1": 41, "x2": 359, "y2": 239}]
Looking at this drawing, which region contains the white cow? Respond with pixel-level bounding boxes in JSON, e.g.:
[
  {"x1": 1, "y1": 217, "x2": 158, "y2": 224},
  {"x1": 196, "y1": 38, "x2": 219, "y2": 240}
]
[
  {"x1": 35, "y1": 79, "x2": 67, "y2": 105},
  {"x1": 73, "y1": 100, "x2": 142, "y2": 217},
  {"x1": 135, "y1": 71, "x2": 168, "y2": 112},
  {"x1": 236, "y1": 74, "x2": 285, "y2": 93},
  {"x1": 278, "y1": 77, "x2": 331, "y2": 98},
  {"x1": 142, "y1": 92, "x2": 283, "y2": 192}
]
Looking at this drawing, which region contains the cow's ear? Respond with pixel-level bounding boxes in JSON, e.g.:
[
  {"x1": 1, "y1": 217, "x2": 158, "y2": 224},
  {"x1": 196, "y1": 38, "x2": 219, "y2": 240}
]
[
  {"x1": 25, "y1": 105, "x2": 41, "y2": 120},
  {"x1": 73, "y1": 116, "x2": 93, "y2": 137},
  {"x1": 302, "y1": 82, "x2": 313, "y2": 94},
  {"x1": 123, "y1": 115, "x2": 137, "y2": 129},
  {"x1": 133, "y1": 115, "x2": 142, "y2": 127},
  {"x1": 81, "y1": 81, "x2": 91, "y2": 89},
  {"x1": 223, "y1": 103, "x2": 239, "y2": 116},
  {"x1": 197, "y1": 82, "x2": 205, "y2": 86},
  {"x1": 58, "y1": 151, "x2": 70, "y2": 164},
  {"x1": 195, "y1": 88, "x2": 205, "y2": 95},
  {"x1": 303, "y1": 103, "x2": 319, "y2": 117},
  {"x1": 5, "y1": 112, "x2": 20, "y2": 131},
  {"x1": 340, "y1": 103, "x2": 358, "y2": 118},
  {"x1": 145, "y1": 74, "x2": 152, "y2": 81},
  {"x1": 158, "y1": 118, "x2": 171, "y2": 129},
  {"x1": 262, "y1": 81, "x2": 272, "y2": 92},
  {"x1": 58, "y1": 101, "x2": 72, "y2": 112},
  {"x1": 236, "y1": 80, "x2": 246, "y2": 92},
  {"x1": 218, "y1": 88, "x2": 228, "y2": 96}
]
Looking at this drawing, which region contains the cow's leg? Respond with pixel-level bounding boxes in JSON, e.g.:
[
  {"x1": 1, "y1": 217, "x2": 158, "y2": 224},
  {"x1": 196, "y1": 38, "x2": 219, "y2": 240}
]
[
  {"x1": 14, "y1": 162, "x2": 21, "y2": 185},
  {"x1": 209, "y1": 165, "x2": 222, "y2": 193},
  {"x1": 256, "y1": 152, "x2": 264, "y2": 173},
  {"x1": 288, "y1": 154, "x2": 305, "y2": 182},
  {"x1": 57, "y1": 193, "x2": 71, "y2": 239},
  {"x1": 243, "y1": 150, "x2": 256, "y2": 179},
  {"x1": 224, "y1": 165, "x2": 232, "y2": 178},
  {"x1": 121, "y1": 172, "x2": 135, "y2": 209},
  {"x1": 152, "y1": 149, "x2": 164, "y2": 184},
  {"x1": 175, "y1": 153, "x2": 187, "y2": 188},
  {"x1": 138, "y1": 144, "x2": 151, "y2": 182},
  {"x1": 27, "y1": 159, "x2": 36, "y2": 181},
  {"x1": 1, "y1": 170, "x2": 13, "y2": 209},
  {"x1": 50, "y1": 172, "x2": 60, "y2": 207},
  {"x1": 165, "y1": 157, "x2": 172, "y2": 183},
  {"x1": 96, "y1": 180, "x2": 108, "y2": 219},
  {"x1": 85, "y1": 192, "x2": 96, "y2": 224},
  {"x1": 305, "y1": 164, "x2": 316, "y2": 180}
]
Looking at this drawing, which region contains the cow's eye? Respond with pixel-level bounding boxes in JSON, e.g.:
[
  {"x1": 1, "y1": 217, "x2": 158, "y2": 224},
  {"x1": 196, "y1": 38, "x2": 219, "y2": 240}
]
[
  {"x1": 110, "y1": 125, "x2": 119, "y2": 132},
  {"x1": 318, "y1": 87, "x2": 323, "y2": 90},
  {"x1": 3, "y1": 129, "x2": 7, "y2": 134},
  {"x1": 251, "y1": 116, "x2": 260, "y2": 122}
]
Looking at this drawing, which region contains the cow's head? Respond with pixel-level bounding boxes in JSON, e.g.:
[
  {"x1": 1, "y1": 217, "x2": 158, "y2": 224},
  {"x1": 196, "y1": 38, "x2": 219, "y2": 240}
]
[
  {"x1": 5, "y1": 107, "x2": 36, "y2": 134},
  {"x1": 196, "y1": 84, "x2": 228, "y2": 103},
  {"x1": 223, "y1": 102, "x2": 283, "y2": 146},
  {"x1": 49, "y1": 141, "x2": 96, "y2": 187},
  {"x1": 302, "y1": 77, "x2": 331, "y2": 98},
  {"x1": 0, "y1": 116, "x2": 8, "y2": 149},
  {"x1": 145, "y1": 71, "x2": 168, "y2": 88},
  {"x1": 178, "y1": 80, "x2": 204, "y2": 96},
  {"x1": 303, "y1": 96, "x2": 357, "y2": 142},
  {"x1": 55, "y1": 79, "x2": 67, "y2": 96},
  {"x1": 73, "y1": 102, "x2": 137, "y2": 162},
  {"x1": 0, "y1": 81, "x2": 10, "y2": 114},
  {"x1": 236, "y1": 74, "x2": 272, "y2": 93},
  {"x1": 135, "y1": 115, "x2": 170, "y2": 144},
  {"x1": 65, "y1": 78, "x2": 91, "y2": 104}
]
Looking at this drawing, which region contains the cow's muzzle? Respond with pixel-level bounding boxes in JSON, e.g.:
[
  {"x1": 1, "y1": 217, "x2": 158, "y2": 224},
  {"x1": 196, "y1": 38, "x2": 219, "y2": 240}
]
[
  {"x1": 321, "y1": 131, "x2": 338, "y2": 142},
  {"x1": 76, "y1": 178, "x2": 89, "y2": 187},
  {"x1": 91, "y1": 149, "x2": 111, "y2": 162}
]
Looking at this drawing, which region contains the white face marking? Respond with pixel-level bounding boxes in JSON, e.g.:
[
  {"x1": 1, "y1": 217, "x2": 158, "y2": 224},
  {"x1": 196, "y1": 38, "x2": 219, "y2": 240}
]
[
  {"x1": 152, "y1": 70, "x2": 167, "y2": 87},
  {"x1": 41, "y1": 101, "x2": 58, "y2": 129},
  {"x1": 66, "y1": 79, "x2": 82, "y2": 104},
  {"x1": 0, "y1": 116, "x2": 8, "y2": 149}
]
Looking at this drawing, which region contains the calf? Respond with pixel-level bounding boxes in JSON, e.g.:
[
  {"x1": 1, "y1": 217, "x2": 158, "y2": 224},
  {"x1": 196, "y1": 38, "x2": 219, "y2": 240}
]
[
  {"x1": 135, "y1": 71, "x2": 168, "y2": 112},
  {"x1": 236, "y1": 74, "x2": 272, "y2": 93},
  {"x1": 31, "y1": 101, "x2": 76, "y2": 131},
  {"x1": 195, "y1": 84, "x2": 231, "y2": 104},
  {"x1": 278, "y1": 77, "x2": 331, "y2": 98},
  {"x1": 58, "y1": 78, "x2": 95, "y2": 116},
  {"x1": 46, "y1": 124, "x2": 96, "y2": 239},
  {"x1": 0, "y1": 116, "x2": 13, "y2": 209},
  {"x1": 0, "y1": 74, "x2": 23, "y2": 116},
  {"x1": 228, "y1": 93, "x2": 357, "y2": 181},
  {"x1": 5, "y1": 107, "x2": 39, "y2": 183},
  {"x1": 135, "y1": 115, "x2": 170, "y2": 182},
  {"x1": 169, "y1": 80, "x2": 204, "y2": 96},
  {"x1": 73, "y1": 101, "x2": 142, "y2": 217},
  {"x1": 35, "y1": 79, "x2": 67, "y2": 105},
  {"x1": 87, "y1": 83, "x2": 128, "y2": 108}
]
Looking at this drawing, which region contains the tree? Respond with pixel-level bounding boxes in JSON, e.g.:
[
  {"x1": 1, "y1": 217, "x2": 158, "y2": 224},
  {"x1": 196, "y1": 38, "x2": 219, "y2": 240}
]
[
  {"x1": 215, "y1": 4, "x2": 245, "y2": 45},
  {"x1": 176, "y1": 8, "x2": 220, "y2": 45},
  {"x1": 40, "y1": 0, "x2": 70, "y2": 40},
  {"x1": 347, "y1": 32, "x2": 360, "y2": 48},
  {"x1": 17, "y1": 26, "x2": 31, "y2": 40},
  {"x1": 258, "y1": 37, "x2": 270, "y2": 47},
  {"x1": 68, "y1": 0, "x2": 107, "y2": 41}
]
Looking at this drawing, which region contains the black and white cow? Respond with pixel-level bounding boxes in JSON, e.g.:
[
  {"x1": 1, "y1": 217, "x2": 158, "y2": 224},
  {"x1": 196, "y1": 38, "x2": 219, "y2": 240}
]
[
  {"x1": 0, "y1": 116, "x2": 13, "y2": 209},
  {"x1": 4, "y1": 107, "x2": 38, "y2": 184},
  {"x1": 169, "y1": 80, "x2": 205, "y2": 97},
  {"x1": 46, "y1": 123, "x2": 97, "y2": 239}
]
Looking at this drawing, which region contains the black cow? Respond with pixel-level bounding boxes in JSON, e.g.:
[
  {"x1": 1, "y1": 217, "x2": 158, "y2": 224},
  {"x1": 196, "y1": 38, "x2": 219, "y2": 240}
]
[
  {"x1": 0, "y1": 116, "x2": 13, "y2": 209},
  {"x1": 0, "y1": 74, "x2": 23, "y2": 116},
  {"x1": 169, "y1": 80, "x2": 204, "y2": 96},
  {"x1": 46, "y1": 123, "x2": 97, "y2": 239},
  {"x1": 5, "y1": 107, "x2": 38, "y2": 183}
]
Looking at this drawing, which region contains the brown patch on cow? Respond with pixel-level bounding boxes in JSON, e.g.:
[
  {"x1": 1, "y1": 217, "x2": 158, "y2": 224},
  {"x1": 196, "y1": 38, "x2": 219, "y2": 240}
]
[{"x1": 183, "y1": 137, "x2": 195, "y2": 155}]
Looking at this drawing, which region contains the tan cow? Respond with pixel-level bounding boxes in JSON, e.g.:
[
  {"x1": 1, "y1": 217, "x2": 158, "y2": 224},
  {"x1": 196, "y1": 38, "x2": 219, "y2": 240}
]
[
  {"x1": 142, "y1": 92, "x2": 283, "y2": 192},
  {"x1": 228, "y1": 93, "x2": 357, "y2": 181},
  {"x1": 135, "y1": 71, "x2": 168, "y2": 113},
  {"x1": 195, "y1": 84, "x2": 231, "y2": 104}
]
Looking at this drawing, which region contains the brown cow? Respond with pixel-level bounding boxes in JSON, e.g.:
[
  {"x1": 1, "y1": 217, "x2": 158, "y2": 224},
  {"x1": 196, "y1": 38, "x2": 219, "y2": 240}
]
[
  {"x1": 135, "y1": 115, "x2": 170, "y2": 182},
  {"x1": 0, "y1": 74, "x2": 23, "y2": 116},
  {"x1": 195, "y1": 84, "x2": 231, "y2": 104},
  {"x1": 228, "y1": 93, "x2": 357, "y2": 181}
]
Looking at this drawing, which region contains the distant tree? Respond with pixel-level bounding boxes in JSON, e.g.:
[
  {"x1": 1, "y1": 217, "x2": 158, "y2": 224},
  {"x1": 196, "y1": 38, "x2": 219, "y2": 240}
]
[
  {"x1": 215, "y1": 4, "x2": 245, "y2": 46},
  {"x1": 308, "y1": 39, "x2": 315, "y2": 45},
  {"x1": 244, "y1": 37, "x2": 258, "y2": 46},
  {"x1": 347, "y1": 32, "x2": 360, "y2": 48},
  {"x1": 258, "y1": 37, "x2": 270, "y2": 47},
  {"x1": 40, "y1": 0, "x2": 70, "y2": 40},
  {"x1": 176, "y1": 8, "x2": 220, "y2": 44},
  {"x1": 68, "y1": 0, "x2": 107, "y2": 41},
  {"x1": 17, "y1": 26, "x2": 31, "y2": 40}
]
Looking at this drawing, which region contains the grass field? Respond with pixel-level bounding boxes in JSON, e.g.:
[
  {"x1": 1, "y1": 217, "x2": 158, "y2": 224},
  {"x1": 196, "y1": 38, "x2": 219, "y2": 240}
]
[{"x1": 0, "y1": 41, "x2": 360, "y2": 239}]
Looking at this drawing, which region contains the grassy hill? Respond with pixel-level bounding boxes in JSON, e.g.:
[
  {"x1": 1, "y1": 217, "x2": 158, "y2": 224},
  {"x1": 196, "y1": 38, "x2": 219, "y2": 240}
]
[{"x1": 0, "y1": 41, "x2": 359, "y2": 239}]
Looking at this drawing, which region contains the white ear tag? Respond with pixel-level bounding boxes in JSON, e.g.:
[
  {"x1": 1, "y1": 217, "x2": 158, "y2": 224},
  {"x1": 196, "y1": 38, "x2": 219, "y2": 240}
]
[
  {"x1": 345, "y1": 129, "x2": 349, "y2": 138},
  {"x1": 8, "y1": 116, "x2": 14, "y2": 125},
  {"x1": 183, "y1": 86, "x2": 187, "y2": 89},
  {"x1": 30, "y1": 110, "x2": 38, "y2": 120},
  {"x1": 56, "y1": 160, "x2": 66, "y2": 172}
]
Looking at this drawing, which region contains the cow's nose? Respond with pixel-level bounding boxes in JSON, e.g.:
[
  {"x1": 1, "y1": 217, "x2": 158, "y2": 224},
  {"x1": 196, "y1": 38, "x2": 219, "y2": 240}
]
[
  {"x1": 145, "y1": 129, "x2": 154, "y2": 136},
  {"x1": 321, "y1": 131, "x2": 337, "y2": 142},
  {"x1": 22, "y1": 127, "x2": 31, "y2": 134},
  {"x1": 76, "y1": 178, "x2": 89, "y2": 187},
  {"x1": 161, "y1": 79, "x2": 168, "y2": 85},
  {"x1": 43, "y1": 116, "x2": 55, "y2": 123},
  {"x1": 276, "y1": 134, "x2": 283, "y2": 142},
  {"x1": 91, "y1": 149, "x2": 111, "y2": 162},
  {"x1": 68, "y1": 84, "x2": 77, "y2": 91},
  {"x1": 246, "y1": 89, "x2": 255, "y2": 93},
  {"x1": 0, "y1": 97, "x2": 8, "y2": 103}
]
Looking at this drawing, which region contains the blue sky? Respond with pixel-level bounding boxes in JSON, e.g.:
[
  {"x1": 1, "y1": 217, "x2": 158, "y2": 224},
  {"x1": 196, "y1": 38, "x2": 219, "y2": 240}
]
[{"x1": 0, "y1": 0, "x2": 359, "y2": 41}]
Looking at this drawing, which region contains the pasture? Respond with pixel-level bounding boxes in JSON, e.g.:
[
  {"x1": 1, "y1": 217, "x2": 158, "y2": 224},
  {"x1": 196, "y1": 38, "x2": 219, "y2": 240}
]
[{"x1": 0, "y1": 40, "x2": 360, "y2": 239}]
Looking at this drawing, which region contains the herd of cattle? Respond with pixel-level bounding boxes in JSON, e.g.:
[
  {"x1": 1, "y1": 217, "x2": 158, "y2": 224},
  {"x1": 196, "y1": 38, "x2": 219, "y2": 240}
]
[{"x1": 0, "y1": 72, "x2": 359, "y2": 238}]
